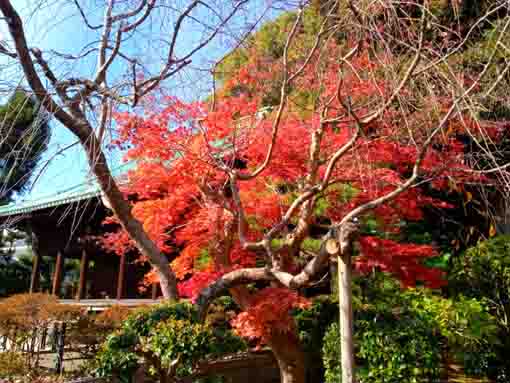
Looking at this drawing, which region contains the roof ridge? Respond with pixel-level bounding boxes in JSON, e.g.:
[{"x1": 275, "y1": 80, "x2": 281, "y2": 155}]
[{"x1": 0, "y1": 160, "x2": 135, "y2": 217}]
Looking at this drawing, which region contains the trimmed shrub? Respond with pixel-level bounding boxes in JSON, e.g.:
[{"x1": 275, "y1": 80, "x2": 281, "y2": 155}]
[
  {"x1": 294, "y1": 273, "x2": 497, "y2": 382},
  {"x1": 95, "y1": 301, "x2": 246, "y2": 383},
  {"x1": 322, "y1": 308, "x2": 442, "y2": 383}
]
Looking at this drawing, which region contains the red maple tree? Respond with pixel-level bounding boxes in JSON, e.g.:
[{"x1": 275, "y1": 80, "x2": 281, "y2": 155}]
[{"x1": 100, "y1": 8, "x2": 507, "y2": 383}]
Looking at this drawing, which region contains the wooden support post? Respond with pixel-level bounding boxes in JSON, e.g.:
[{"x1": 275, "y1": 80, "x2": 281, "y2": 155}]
[
  {"x1": 29, "y1": 231, "x2": 42, "y2": 293},
  {"x1": 54, "y1": 322, "x2": 66, "y2": 375},
  {"x1": 40, "y1": 327, "x2": 47, "y2": 350},
  {"x1": 116, "y1": 252, "x2": 126, "y2": 300},
  {"x1": 52, "y1": 250, "x2": 64, "y2": 297},
  {"x1": 76, "y1": 249, "x2": 89, "y2": 300},
  {"x1": 338, "y1": 252, "x2": 355, "y2": 383},
  {"x1": 152, "y1": 282, "x2": 158, "y2": 300},
  {"x1": 327, "y1": 223, "x2": 358, "y2": 383}
]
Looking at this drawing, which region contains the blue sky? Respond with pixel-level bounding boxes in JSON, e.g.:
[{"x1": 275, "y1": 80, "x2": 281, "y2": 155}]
[
  {"x1": 0, "y1": 0, "x2": 281, "y2": 202},
  {"x1": 1, "y1": 0, "x2": 98, "y2": 199}
]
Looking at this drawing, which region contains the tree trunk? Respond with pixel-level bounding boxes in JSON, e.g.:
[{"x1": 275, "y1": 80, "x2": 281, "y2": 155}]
[
  {"x1": 338, "y1": 252, "x2": 355, "y2": 383},
  {"x1": 81, "y1": 134, "x2": 179, "y2": 300},
  {"x1": 268, "y1": 331, "x2": 306, "y2": 383},
  {"x1": 226, "y1": 284, "x2": 306, "y2": 383},
  {"x1": 210, "y1": 217, "x2": 306, "y2": 383}
]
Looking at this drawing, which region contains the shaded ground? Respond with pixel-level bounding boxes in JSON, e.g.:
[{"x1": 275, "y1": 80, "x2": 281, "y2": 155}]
[
  {"x1": 447, "y1": 364, "x2": 491, "y2": 383},
  {"x1": 38, "y1": 351, "x2": 88, "y2": 373}
]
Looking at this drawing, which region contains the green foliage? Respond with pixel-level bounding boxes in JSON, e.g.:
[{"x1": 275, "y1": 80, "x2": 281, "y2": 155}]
[
  {"x1": 404, "y1": 290, "x2": 499, "y2": 378},
  {"x1": 449, "y1": 235, "x2": 510, "y2": 380},
  {"x1": 96, "y1": 329, "x2": 139, "y2": 382},
  {"x1": 360, "y1": 273, "x2": 499, "y2": 373},
  {"x1": 0, "y1": 90, "x2": 51, "y2": 203},
  {"x1": 336, "y1": 183, "x2": 359, "y2": 203},
  {"x1": 292, "y1": 296, "x2": 339, "y2": 382},
  {"x1": 206, "y1": 295, "x2": 239, "y2": 330},
  {"x1": 405, "y1": 292, "x2": 498, "y2": 351},
  {"x1": 216, "y1": 8, "x2": 323, "y2": 85},
  {"x1": 323, "y1": 316, "x2": 441, "y2": 383},
  {"x1": 96, "y1": 302, "x2": 245, "y2": 383},
  {"x1": 313, "y1": 197, "x2": 329, "y2": 216},
  {"x1": 0, "y1": 231, "x2": 32, "y2": 297},
  {"x1": 293, "y1": 296, "x2": 338, "y2": 355},
  {"x1": 141, "y1": 318, "x2": 243, "y2": 378},
  {"x1": 322, "y1": 279, "x2": 443, "y2": 383},
  {"x1": 96, "y1": 302, "x2": 197, "y2": 381},
  {"x1": 315, "y1": 273, "x2": 498, "y2": 382},
  {"x1": 450, "y1": 235, "x2": 510, "y2": 331},
  {"x1": 302, "y1": 238, "x2": 322, "y2": 253},
  {"x1": 195, "y1": 249, "x2": 212, "y2": 270},
  {"x1": 402, "y1": 221, "x2": 434, "y2": 245},
  {"x1": 141, "y1": 319, "x2": 215, "y2": 376}
]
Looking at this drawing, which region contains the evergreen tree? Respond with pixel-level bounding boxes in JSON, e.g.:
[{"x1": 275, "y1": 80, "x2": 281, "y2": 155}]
[
  {"x1": 0, "y1": 89, "x2": 51, "y2": 204},
  {"x1": 0, "y1": 230, "x2": 31, "y2": 297},
  {"x1": 0, "y1": 90, "x2": 51, "y2": 295}
]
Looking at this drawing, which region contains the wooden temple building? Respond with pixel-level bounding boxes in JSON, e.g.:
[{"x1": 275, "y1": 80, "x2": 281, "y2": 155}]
[{"x1": 0, "y1": 178, "x2": 159, "y2": 305}]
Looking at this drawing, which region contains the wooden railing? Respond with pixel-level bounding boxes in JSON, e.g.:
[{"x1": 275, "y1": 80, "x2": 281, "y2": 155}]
[{"x1": 0, "y1": 321, "x2": 93, "y2": 374}]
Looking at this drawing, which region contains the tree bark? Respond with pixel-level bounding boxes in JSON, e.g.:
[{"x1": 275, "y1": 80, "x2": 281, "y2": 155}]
[
  {"x1": 198, "y1": 276, "x2": 307, "y2": 383},
  {"x1": 210, "y1": 215, "x2": 307, "y2": 383},
  {"x1": 338, "y1": 251, "x2": 355, "y2": 383},
  {"x1": 268, "y1": 331, "x2": 306, "y2": 383}
]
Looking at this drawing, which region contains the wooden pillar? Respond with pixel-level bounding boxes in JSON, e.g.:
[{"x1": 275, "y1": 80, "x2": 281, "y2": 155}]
[
  {"x1": 151, "y1": 282, "x2": 158, "y2": 300},
  {"x1": 29, "y1": 231, "x2": 42, "y2": 293},
  {"x1": 76, "y1": 249, "x2": 89, "y2": 300},
  {"x1": 116, "y1": 252, "x2": 126, "y2": 300},
  {"x1": 52, "y1": 250, "x2": 64, "y2": 297}
]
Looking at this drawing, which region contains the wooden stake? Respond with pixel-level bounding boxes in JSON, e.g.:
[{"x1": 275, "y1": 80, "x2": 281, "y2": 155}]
[{"x1": 338, "y1": 252, "x2": 355, "y2": 383}]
